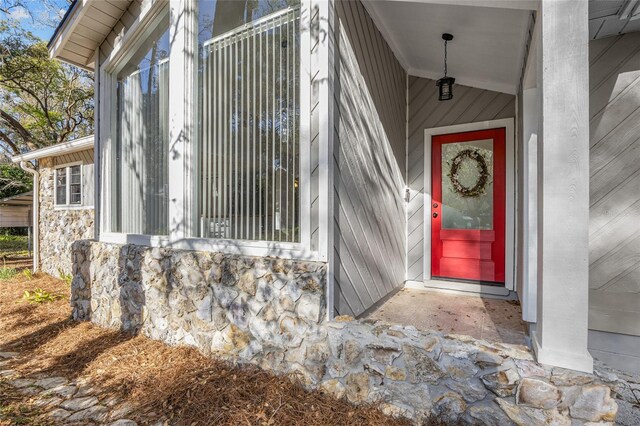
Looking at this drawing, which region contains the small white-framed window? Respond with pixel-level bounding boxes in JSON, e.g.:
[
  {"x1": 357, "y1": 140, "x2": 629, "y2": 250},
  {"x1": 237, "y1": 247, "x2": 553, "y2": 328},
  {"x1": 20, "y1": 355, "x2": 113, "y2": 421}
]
[{"x1": 54, "y1": 164, "x2": 83, "y2": 207}]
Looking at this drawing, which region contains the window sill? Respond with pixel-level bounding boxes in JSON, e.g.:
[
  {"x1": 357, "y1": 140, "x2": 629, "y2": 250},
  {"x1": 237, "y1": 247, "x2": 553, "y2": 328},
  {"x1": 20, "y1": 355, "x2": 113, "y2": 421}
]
[
  {"x1": 99, "y1": 232, "x2": 322, "y2": 261},
  {"x1": 53, "y1": 205, "x2": 94, "y2": 211}
]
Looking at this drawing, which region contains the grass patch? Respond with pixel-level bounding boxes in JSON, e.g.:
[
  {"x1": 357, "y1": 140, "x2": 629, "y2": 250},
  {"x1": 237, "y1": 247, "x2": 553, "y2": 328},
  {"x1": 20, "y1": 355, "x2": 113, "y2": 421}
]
[
  {"x1": 0, "y1": 267, "x2": 18, "y2": 280},
  {"x1": 0, "y1": 235, "x2": 28, "y2": 255},
  {"x1": 57, "y1": 268, "x2": 72, "y2": 286},
  {"x1": 22, "y1": 288, "x2": 62, "y2": 304}
]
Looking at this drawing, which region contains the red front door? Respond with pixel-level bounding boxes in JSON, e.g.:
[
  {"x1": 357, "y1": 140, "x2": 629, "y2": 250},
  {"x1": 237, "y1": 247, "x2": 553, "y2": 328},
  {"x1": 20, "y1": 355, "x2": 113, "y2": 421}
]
[{"x1": 431, "y1": 128, "x2": 506, "y2": 284}]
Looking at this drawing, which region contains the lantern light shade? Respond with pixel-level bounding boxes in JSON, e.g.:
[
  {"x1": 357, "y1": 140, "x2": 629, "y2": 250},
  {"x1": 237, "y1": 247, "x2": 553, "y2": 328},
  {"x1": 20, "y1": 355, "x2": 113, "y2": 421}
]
[
  {"x1": 436, "y1": 76, "x2": 455, "y2": 101},
  {"x1": 437, "y1": 33, "x2": 455, "y2": 101}
]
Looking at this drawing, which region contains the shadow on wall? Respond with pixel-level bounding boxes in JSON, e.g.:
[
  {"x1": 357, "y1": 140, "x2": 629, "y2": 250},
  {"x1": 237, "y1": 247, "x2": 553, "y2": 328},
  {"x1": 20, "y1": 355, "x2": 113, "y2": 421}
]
[
  {"x1": 116, "y1": 244, "x2": 146, "y2": 333},
  {"x1": 586, "y1": 32, "x2": 640, "y2": 368},
  {"x1": 331, "y1": 1, "x2": 407, "y2": 318}
]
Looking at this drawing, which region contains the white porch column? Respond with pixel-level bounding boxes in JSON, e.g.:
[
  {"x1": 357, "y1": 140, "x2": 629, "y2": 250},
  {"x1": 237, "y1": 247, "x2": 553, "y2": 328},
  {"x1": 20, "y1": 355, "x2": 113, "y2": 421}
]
[
  {"x1": 533, "y1": 0, "x2": 592, "y2": 373},
  {"x1": 168, "y1": 0, "x2": 199, "y2": 241}
]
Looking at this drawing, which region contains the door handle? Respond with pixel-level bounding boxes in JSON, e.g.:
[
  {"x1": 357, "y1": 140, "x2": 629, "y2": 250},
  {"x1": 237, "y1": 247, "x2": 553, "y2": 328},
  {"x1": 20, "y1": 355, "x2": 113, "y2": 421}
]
[{"x1": 433, "y1": 212, "x2": 438, "y2": 218}]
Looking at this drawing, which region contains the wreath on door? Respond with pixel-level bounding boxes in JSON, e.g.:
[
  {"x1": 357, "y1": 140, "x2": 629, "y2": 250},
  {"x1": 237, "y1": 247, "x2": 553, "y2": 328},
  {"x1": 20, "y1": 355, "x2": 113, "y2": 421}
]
[{"x1": 447, "y1": 149, "x2": 490, "y2": 197}]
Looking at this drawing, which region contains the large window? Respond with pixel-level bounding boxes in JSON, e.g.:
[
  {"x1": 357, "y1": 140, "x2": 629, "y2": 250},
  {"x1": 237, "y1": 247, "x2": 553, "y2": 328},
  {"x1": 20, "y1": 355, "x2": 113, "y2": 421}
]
[
  {"x1": 113, "y1": 16, "x2": 170, "y2": 235},
  {"x1": 198, "y1": 0, "x2": 301, "y2": 243}
]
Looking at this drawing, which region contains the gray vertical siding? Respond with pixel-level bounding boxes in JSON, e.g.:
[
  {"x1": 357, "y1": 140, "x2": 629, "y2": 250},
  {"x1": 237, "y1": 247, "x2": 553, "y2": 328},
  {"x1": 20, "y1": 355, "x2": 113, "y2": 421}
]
[
  {"x1": 333, "y1": 0, "x2": 407, "y2": 317},
  {"x1": 588, "y1": 32, "x2": 640, "y2": 338},
  {"x1": 406, "y1": 77, "x2": 516, "y2": 282}
]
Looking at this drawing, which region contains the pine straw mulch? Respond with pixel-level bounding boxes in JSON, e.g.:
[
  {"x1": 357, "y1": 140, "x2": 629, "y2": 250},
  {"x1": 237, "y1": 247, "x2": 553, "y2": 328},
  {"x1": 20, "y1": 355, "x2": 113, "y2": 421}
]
[{"x1": 0, "y1": 273, "x2": 411, "y2": 425}]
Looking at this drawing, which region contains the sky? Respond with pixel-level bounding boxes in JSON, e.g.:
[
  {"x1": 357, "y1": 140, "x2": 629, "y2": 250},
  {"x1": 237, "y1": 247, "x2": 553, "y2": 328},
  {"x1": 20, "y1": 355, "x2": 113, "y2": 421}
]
[{"x1": 2, "y1": 0, "x2": 70, "y2": 41}]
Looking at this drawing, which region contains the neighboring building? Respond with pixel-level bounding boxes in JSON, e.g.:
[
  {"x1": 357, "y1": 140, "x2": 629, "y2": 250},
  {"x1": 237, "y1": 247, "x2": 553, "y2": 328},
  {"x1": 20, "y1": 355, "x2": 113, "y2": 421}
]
[
  {"x1": 12, "y1": 136, "x2": 95, "y2": 276},
  {"x1": 0, "y1": 191, "x2": 32, "y2": 229},
  {"x1": 46, "y1": 0, "x2": 640, "y2": 383}
]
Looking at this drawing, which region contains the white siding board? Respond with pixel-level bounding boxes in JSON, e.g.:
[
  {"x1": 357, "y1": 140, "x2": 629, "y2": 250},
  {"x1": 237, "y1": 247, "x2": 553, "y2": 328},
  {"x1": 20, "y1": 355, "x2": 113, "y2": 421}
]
[
  {"x1": 0, "y1": 206, "x2": 30, "y2": 228},
  {"x1": 588, "y1": 32, "x2": 640, "y2": 337},
  {"x1": 106, "y1": 0, "x2": 130, "y2": 12},
  {"x1": 66, "y1": 39, "x2": 96, "y2": 58},
  {"x1": 590, "y1": 82, "x2": 640, "y2": 147},
  {"x1": 60, "y1": 49, "x2": 91, "y2": 67},
  {"x1": 93, "y1": 1, "x2": 126, "y2": 19},
  {"x1": 75, "y1": 23, "x2": 107, "y2": 44},
  {"x1": 590, "y1": 169, "x2": 640, "y2": 234}
]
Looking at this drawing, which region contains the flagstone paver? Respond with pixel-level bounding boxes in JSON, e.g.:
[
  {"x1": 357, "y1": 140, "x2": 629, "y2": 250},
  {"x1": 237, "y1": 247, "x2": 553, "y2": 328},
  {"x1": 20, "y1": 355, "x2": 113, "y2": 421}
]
[
  {"x1": 60, "y1": 396, "x2": 100, "y2": 411},
  {"x1": 108, "y1": 420, "x2": 138, "y2": 426},
  {"x1": 0, "y1": 362, "x2": 138, "y2": 426},
  {"x1": 35, "y1": 376, "x2": 68, "y2": 389},
  {"x1": 43, "y1": 384, "x2": 78, "y2": 398},
  {"x1": 66, "y1": 405, "x2": 109, "y2": 422},
  {"x1": 48, "y1": 408, "x2": 72, "y2": 421}
]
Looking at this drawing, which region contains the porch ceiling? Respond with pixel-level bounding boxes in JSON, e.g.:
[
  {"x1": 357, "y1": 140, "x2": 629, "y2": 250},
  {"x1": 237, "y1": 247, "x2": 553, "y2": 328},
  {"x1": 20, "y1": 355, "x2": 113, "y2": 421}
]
[
  {"x1": 363, "y1": 1, "x2": 532, "y2": 94},
  {"x1": 363, "y1": 1, "x2": 640, "y2": 95}
]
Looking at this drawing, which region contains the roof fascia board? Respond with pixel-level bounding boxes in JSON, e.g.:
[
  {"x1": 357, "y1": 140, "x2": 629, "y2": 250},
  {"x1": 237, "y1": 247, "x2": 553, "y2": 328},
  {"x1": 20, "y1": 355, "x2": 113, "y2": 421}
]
[
  {"x1": 49, "y1": 0, "x2": 93, "y2": 68},
  {"x1": 11, "y1": 136, "x2": 94, "y2": 163},
  {"x1": 102, "y1": 0, "x2": 167, "y2": 74}
]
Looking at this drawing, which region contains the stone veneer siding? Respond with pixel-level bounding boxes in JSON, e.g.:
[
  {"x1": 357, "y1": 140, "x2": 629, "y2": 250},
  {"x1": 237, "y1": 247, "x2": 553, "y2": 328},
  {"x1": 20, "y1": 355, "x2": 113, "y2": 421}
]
[
  {"x1": 39, "y1": 157, "x2": 94, "y2": 277},
  {"x1": 71, "y1": 241, "x2": 618, "y2": 424}
]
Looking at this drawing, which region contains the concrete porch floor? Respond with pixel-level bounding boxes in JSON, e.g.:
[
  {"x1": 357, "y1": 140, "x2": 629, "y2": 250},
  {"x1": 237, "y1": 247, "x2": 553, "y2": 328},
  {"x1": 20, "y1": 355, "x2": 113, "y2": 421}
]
[{"x1": 364, "y1": 287, "x2": 528, "y2": 346}]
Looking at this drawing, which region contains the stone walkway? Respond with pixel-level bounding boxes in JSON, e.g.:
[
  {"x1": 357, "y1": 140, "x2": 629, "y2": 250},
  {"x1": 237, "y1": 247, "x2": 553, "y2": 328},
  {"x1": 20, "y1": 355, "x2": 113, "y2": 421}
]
[
  {"x1": 0, "y1": 352, "x2": 136, "y2": 425},
  {"x1": 1, "y1": 344, "x2": 639, "y2": 425},
  {"x1": 595, "y1": 361, "x2": 640, "y2": 426}
]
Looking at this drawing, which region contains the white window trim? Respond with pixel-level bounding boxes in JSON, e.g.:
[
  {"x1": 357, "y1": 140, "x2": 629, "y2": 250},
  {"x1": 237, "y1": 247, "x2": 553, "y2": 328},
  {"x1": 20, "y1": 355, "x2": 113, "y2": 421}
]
[
  {"x1": 98, "y1": 0, "x2": 320, "y2": 261},
  {"x1": 53, "y1": 161, "x2": 83, "y2": 208}
]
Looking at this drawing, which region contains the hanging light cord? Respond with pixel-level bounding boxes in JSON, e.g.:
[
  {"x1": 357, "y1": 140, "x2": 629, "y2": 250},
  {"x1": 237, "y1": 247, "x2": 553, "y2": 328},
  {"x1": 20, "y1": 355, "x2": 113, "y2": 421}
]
[{"x1": 444, "y1": 39, "x2": 448, "y2": 77}]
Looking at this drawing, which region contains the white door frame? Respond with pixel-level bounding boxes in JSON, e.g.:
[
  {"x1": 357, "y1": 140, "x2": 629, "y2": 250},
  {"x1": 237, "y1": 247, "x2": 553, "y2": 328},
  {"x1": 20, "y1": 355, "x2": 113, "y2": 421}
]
[{"x1": 422, "y1": 118, "x2": 515, "y2": 294}]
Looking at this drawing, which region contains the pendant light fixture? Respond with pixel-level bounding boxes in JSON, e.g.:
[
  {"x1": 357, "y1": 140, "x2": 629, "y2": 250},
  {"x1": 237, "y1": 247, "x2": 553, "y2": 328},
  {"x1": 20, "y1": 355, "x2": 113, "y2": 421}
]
[{"x1": 436, "y1": 33, "x2": 455, "y2": 101}]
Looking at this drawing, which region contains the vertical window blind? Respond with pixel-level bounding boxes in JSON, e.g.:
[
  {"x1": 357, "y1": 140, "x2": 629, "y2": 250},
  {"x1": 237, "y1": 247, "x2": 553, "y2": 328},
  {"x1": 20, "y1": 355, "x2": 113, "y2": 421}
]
[
  {"x1": 115, "y1": 25, "x2": 170, "y2": 236},
  {"x1": 200, "y1": 7, "x2": 300, "y2": 243}
]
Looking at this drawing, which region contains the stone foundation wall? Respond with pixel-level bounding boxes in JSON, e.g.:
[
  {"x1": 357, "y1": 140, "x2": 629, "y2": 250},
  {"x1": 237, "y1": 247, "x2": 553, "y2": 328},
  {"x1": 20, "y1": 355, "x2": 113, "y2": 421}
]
[
  {"x1": 71, "y1": 241, "x2": 618, "y2": 425},
  {"x1": 39, "y1": 157, "x2": 94, "y2": 277},
  {"x1": 71, "y1": 241, "x2": 327, "y2": 354}
]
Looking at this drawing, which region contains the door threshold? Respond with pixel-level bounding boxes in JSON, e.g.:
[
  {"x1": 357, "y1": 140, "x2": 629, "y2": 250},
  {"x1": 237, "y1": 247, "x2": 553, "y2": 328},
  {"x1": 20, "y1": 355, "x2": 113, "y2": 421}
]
[{"x1": 405, "y1": 279, "x2": 513, "y2": 299}]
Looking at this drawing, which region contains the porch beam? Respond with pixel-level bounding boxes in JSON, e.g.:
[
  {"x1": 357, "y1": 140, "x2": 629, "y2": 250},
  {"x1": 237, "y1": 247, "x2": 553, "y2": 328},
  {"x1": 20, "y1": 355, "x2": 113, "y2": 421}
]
[
  {"x1": 533, "y1": 0, "x2": 592, "y2": 373},
  {"x1": 378, "y1": 0, "x2": 539, "y2": 11}
]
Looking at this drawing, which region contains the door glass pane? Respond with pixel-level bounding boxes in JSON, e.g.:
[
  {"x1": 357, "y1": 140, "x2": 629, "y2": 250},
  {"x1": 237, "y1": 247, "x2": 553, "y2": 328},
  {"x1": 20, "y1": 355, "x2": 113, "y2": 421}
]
[{"x1": 441, "y1": 139, "x2": 494, "y2": 230}]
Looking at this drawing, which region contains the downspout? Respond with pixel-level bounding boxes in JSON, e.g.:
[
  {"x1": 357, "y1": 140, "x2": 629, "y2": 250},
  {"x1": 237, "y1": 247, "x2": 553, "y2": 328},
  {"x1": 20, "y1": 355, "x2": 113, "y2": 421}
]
[{"x1": 20, "y1": 161, "x2": 39, "y2": 272}]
